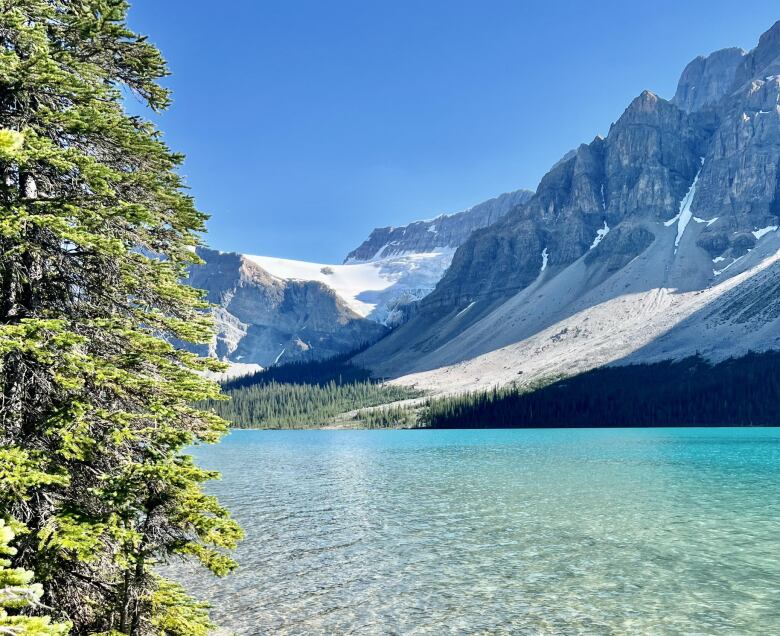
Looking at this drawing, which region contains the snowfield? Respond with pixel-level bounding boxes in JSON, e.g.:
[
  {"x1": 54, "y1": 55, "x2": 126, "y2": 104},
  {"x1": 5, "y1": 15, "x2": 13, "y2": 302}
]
[{"x1": 245, "y1": 249, "x2": 456, "y2": 322}]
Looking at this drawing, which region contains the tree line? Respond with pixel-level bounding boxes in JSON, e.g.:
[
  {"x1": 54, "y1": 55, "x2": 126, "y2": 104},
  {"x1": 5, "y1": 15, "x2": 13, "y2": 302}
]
[
  {"x1": 223, "y1": 345, "x2": 374, "y2": 390},
  {"x1": 206, "y1": 380, "x2": 422, "y2": 428},
  {"x1": 419, "y1": 352, "x2": 780, "y2": 428}
]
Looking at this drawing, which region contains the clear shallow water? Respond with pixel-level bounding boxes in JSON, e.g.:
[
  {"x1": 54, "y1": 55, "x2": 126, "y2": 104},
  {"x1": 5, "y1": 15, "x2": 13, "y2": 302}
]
[{"x1": 179, "y1": 429, "x2": 780, "y2": 635}]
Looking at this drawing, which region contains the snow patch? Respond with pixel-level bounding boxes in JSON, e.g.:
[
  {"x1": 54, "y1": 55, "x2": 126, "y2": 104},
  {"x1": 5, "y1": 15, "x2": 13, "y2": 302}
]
[
  {"x1": 201, "y1": 361, "x2": 263, "y2": 382},
  {"x1": 540, "y1": 248, "x2": 549, "y2": 272},
  {"x1": 245, "y1": 254, "x2": 394, "y2": 316},
  {"x1": 752, "y1": 225, "x2": 778, "y2": 240},
  {"x1": 273, "y1": 348, "x2": 286, "y2": 365},
  {"x1": 455, "y1": 301, "x2": 476, "y2": 318},
  {"x1": 714, "y1": 255, "x2": 745, "y2": 276},
  {"x1": 590, "y1": 221, "x2": 610, "y2": 250},
  {"x1": 666, "y1": 166, "x2": 701, "y2": 251}
]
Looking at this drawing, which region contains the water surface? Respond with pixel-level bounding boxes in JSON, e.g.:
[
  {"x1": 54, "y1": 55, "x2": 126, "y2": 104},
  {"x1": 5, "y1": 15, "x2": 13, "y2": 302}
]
[{"x1": 180, "y1": 428, "x2": 780, "y2": 635}]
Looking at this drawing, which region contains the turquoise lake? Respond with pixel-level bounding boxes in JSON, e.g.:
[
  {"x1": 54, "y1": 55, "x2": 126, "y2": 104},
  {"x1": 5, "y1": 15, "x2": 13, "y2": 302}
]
[{"x1": 180, "y1": 428, "x2": 780, "y2": 634}]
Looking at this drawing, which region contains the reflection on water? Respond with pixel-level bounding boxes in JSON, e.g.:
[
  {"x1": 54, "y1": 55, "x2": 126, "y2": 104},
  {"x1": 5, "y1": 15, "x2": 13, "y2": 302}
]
[{"x1": 175, "y1": 428, "x2": 780, "y2": 635}]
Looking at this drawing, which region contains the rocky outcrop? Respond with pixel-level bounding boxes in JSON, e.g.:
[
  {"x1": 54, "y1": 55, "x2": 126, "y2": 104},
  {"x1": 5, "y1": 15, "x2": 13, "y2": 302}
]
[
  {"x1": 187, "y1": 248, "x2": 386, "y2": 367},
  {"x1": 673, "y1": 47, "x2": 745, "y2": 113},
  {"x1": 345, "y1": 188, "x2": 533, "y2": 262},
  {"x1": 731, "y1": 20, "x2": 780, "y2": 91}
]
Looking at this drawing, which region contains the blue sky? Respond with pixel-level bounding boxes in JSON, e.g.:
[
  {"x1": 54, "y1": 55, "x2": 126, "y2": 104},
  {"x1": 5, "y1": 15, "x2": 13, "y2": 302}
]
[{"x1": 128, "y1": 1, "x2": 779, "y2": 262}]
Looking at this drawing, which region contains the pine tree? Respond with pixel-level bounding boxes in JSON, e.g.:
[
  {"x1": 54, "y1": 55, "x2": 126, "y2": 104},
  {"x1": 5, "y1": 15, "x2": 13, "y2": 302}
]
[{"x1": 0, "y1": 2, "x2": 242, "y2": 634}]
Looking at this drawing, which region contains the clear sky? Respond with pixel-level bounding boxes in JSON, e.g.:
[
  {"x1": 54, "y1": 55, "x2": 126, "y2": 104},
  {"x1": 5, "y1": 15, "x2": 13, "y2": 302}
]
[{"x1": 127, "y1": 1, "x2": 779, "y2": 263}]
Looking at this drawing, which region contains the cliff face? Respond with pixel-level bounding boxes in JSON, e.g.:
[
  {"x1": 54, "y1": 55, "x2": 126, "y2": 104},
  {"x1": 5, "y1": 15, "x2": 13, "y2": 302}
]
[
  {"x1": 415, "y1": 90, "x2": 712, "y2": 312},
  {"x1": 356, "y1": 20, "x2": 780, "y2": 388},
  {"x1": 672, "y1": 47, "x2": 746, "y2": 113}
]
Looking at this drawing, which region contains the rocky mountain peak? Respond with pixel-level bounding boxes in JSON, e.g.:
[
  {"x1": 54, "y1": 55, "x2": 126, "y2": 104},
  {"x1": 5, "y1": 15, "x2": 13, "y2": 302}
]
[
  {"x1": 731, "y1": 20, "x2": 780, "y2": 92},
  {"x1": 619, "y1": 90, "x2": 679, "y2": 122},
  {"x1": 755, "y1": 19, "x2": 780, "y2": 61},
  {"x1": 357, "y1": 20, "x2": 780, "y2": 383},
  {"x1": 632, "y1": 89, "x2": 660, "y2": 110}
]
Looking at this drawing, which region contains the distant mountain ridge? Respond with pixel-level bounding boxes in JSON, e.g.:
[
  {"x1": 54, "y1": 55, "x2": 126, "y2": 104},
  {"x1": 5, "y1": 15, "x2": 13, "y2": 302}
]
[
  {"x1": 188, "y1": 248, "x2": 387, "y2": 369},
  {"x1": 345, "y1": 188, "x2": 533, "y2": 262}
]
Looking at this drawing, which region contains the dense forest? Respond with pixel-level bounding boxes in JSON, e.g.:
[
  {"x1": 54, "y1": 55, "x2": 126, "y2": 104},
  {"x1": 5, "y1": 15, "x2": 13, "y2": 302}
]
[
  {"x1": 213, "y1": 351, "x2": 780, "y2": 430},
  {"x1": 206, "y1": 346, "x2": 422, "y2": 428},
  {"x1": 207, "y1": 380, "x2": 422, "y2": 428},
  {"x1": 223, "y1": 346, "x2": 373, "y2": 389},
  {"x1": 419, "y1": 352, "x2": 780, "y2": 428}
]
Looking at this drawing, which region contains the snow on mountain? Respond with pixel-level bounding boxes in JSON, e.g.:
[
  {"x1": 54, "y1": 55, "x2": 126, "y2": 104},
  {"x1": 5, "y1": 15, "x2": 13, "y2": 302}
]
[
  {"x1": 246, "y1": 249, "x2": 455, "y2": 325},
  {"x1": 186, "y1": 248, "x2": 388, "y2": 368},
  {"x1": 185, "y1": 183, "x2": 530, "y2": 368},
  {"x1": 371, "y1": 222, "x2": 780, "y2": 397},
  {"x1": 345, "y1": 188, "x2": 533, "y2": 263}
]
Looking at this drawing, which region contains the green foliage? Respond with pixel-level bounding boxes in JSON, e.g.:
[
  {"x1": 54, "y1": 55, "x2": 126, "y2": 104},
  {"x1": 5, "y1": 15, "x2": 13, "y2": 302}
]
[
  {"x1": 149, "y1": 578, "x2": 212, "y2": 636},
  {"x1": 352, "y1": 404, "x2": 421, "y2": 429},
  {"x1": 0, "y1": 520, "x2": 71, "y2": 635},
  {"x1": 0, "y1": 2, "x2": 240, "y2": 634},
  {"x1": 419, "y1": 352, "x2": 780, "y2": 428},
  {"x1": 212, "y1": 346, "x2": 423, "y2": 428},
  {"x1": 207, "y1": 380, "x2": 423, "y2": 428},
  {"x1": 0, "y1": 129, "x2": 24, "y2": 160},
  {"x1": 223, "y1": 345, "x2": 375, "y2": 390}
]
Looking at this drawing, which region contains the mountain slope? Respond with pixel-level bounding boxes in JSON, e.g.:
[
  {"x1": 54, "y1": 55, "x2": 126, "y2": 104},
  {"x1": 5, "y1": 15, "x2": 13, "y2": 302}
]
[
  {"x1": 245, "y1": 250, "x2": 455, "y2": 327},
  {"x1": 356, "y1": 20, "x2": 780, "y2": 394}
]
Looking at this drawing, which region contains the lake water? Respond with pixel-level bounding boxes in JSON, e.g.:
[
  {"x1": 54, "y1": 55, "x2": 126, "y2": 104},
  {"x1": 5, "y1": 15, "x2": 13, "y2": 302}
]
[{"x1": 179, "y1": 428, "x2": 780, "y2": 635}]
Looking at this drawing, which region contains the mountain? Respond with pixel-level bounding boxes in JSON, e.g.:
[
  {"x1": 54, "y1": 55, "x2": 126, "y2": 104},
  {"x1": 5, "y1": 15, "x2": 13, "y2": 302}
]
[
  {"x1": 356, "y1": 21, "x2": 780, "y2": 395},
  {"x1": 345, "y1": 188, "x2": 533, "y2": 262},
  {"x1": 187, "y1": 248, "x2": 387, "y2": 369},
  {"x1": 244, "y1": 251, "x2": 455, "y2": 328},
  {"x1": 188, "y1": 189, "x2": 533, "y2": 370}
]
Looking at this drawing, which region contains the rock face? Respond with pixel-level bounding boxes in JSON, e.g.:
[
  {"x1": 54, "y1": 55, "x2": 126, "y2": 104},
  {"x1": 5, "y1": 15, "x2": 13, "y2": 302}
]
[
  {"x1": 673, "y1": 47, "x2": 745, "y2": 112},
  {"x1": 357, "y1": 20, "x2": 780, "y2": 389},
  {"x1": 187, "y1": 248, "x2": 387, "y2": 367},
  {"x1": 403, "y1": 90, "x2": 711, "y2": 315},
  {"x1": 345, "y1": 188, "x2": 533, "y2": 262}
]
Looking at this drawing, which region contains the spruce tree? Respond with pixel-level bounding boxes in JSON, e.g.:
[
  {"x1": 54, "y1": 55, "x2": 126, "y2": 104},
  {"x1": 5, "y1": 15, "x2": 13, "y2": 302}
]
[{"x1": 0, "y1": 2, "x2": 242, "y2": 634}]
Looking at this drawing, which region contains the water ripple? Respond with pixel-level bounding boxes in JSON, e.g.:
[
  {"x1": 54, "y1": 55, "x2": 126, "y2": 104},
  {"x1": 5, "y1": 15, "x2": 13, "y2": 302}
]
[{"x1": 170, "y1": 428, "x2": 780, "y2": 635}]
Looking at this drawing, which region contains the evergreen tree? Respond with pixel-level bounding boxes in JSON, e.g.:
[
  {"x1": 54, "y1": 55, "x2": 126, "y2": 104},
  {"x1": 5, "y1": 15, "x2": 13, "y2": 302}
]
[
  {"x1": 0, "y1": 2, "x2": 241, "y2": 634},
  {"x1": 0, "y1": 519, "x2": 71, "y2": 635}
]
